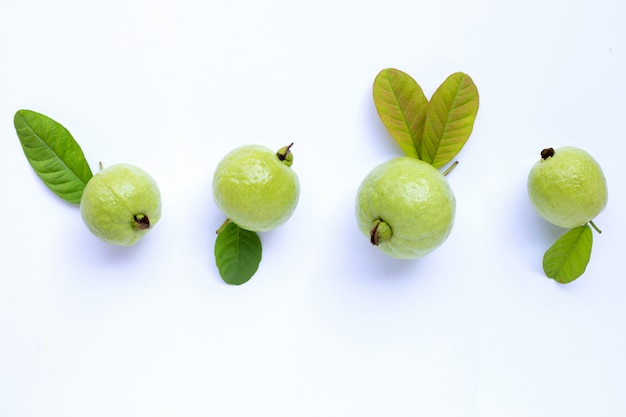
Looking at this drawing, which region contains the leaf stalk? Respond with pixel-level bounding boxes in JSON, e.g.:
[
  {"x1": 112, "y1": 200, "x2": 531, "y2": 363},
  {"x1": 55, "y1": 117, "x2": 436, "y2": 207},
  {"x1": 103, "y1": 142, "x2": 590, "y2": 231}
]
[
  {"x1": 589, "y1": 220, "x2": 602, "y2": 234},
  {"x1": 216, "y1": 218, "x2": 231, "y2": 234},
  {"x1": 442, "y1": 161, "x2": 459, "y2": 176}
]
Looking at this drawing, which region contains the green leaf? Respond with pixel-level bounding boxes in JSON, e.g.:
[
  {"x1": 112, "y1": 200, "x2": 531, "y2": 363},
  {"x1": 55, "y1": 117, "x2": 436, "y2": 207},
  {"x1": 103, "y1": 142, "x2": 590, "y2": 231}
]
[
  {"x1": 14, "y1": 109, "x2": 93, "y2": 204},
  {"x1": 543, "y1": 225, "x2": 593, "y2": 284},
  {"x1": 214, "y1": 222, "x2": 262, "y2": 285},
  {"x1": 420, "y1": 72, "x2": 479, "y2": 168},
  {"x1": 373, "y1": 68, "x2": 428, "y2": 158}
]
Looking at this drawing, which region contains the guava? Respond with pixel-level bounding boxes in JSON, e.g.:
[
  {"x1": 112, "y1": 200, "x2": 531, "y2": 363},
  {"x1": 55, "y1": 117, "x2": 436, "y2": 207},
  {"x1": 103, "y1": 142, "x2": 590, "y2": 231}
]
[
  {"x1": 527, "y1": 146, "x2": 608, "y2": 228},
  {"x1": 212, "y1": 143, "x2": 300, "y2": 232},
  {"x1": 80, "y1": 163, "x2": 162, "y2": 246},
  {"x1": 355, "y1": 157, "x2": 456, "y2": 259}
]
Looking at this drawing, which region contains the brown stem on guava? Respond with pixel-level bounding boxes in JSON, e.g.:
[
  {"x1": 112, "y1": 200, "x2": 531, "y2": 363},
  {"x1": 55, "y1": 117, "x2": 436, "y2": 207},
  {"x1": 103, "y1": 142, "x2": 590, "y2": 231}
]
[
  {"x1": 589, "y1": 220, "x2": 602, "y2": 234},
  {"x1": 133, "y1": 214, "x2": 150, "y2": 230},
  {"x1": 216, "y1": 218, "x2": 231, "y2": 234},
  {"x1": 276, "y1": 142, "x2": 294, "y2": 167},
  {"x1": 99, "y1": 161, "x2": 104, "y2": 171},
  {"x1": 443, "y1": 161, "x2": 459, "y2": 177},
  {"x1": 370, "y1": 219, "x2": 392, "y2": 246},
  {"x1": 541, "y1": 148, "x2": 555, "y2": 160}
]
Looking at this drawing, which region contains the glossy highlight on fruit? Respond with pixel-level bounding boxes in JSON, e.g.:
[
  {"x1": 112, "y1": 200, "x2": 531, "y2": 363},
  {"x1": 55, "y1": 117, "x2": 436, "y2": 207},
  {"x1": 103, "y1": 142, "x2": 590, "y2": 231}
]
[
  {"x1": 527, "y1": 146, "x2": 607, "y2": 228},
  {"x1": 80, "y1": 163, "x2": 161, "y2": 246},
  {"x1": 212, "y1": 144, "x2": 300, "y2": 232},
  {"x1": 355, "y1": 157, "x2": 456, "y2": 259}
]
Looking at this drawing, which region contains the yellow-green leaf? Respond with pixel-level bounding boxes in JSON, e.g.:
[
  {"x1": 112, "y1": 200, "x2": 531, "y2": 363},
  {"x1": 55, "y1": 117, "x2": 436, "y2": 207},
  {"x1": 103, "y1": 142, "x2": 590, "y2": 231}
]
[
  {"x1": 373, "y1": 68, "x2": 428, "y2": 158},
  {"x1": 543, "y1": 225, "x2": 593, "y2": 284},
  {"x1": 420, "y1": 72, "x2": 479, "y2": 168}
]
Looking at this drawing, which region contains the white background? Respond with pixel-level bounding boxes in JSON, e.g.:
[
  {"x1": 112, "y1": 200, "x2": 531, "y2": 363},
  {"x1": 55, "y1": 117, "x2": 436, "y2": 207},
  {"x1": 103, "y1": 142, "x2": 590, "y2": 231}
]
[{"x1": 1, "y1": 0, "x2": 625, "y2": 416}]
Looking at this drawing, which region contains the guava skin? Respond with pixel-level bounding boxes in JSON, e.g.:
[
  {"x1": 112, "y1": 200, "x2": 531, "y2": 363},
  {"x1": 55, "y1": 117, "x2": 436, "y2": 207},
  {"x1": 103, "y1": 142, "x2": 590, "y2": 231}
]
[
  {"x1": 527, "y1": 146, "x2": 608, "y2": 229},
  {"x1": 212, "y1": 145, "x2": 300, "y2": 232},
  {"x1": 355, "y1": 157, "x2": 456, "y2": 259},
  {"x1": 80, "y1": 164, "x2": 162, "y2": 246}
]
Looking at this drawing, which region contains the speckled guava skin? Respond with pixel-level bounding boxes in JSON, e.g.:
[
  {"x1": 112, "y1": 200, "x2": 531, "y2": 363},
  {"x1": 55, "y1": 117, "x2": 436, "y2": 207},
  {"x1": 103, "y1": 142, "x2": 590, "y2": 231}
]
[
  {"x1": 355, "y1": 157, "x2": 456, "y2": 259},
  {"x1": 212, "y1": 145, "x2": 300, "y2": 232},
  {"x1": 80, "y1": 164, "x2": 162, "y2": 246},
  {"x1": 527, "y1": 146, "x2": 607, "y2": 228}
]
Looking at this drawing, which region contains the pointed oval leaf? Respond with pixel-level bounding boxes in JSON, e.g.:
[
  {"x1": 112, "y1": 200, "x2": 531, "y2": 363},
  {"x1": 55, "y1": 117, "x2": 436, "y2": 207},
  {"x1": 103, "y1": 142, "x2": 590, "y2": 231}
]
[
  {"x1": 214, "y1": 222, "x2": 262, "y2": 285},
  {"x1": 543, "y1": 224, "x2": 593, "y2": 284},
  {"x1": 420, "y1": 72, "x2": 479, "y2": 168},
  {"x1": 14, "y1": 109, "x2": 93, "y2": 204},
  {"x1": 373, "y1": 68, "x2": 428, "y2": 158}
]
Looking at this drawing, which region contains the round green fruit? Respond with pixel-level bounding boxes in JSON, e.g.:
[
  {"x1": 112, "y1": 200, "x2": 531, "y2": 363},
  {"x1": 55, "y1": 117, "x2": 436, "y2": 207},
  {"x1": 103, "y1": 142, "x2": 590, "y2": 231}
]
[
  {"x1": 527, "y1": 146, "x2": 608, "y2": 228},
  {"x1": 80, "y1": 163, "x2": 162, "y2": 246},
  {"x1": 355, "y1": 157, "x2": 456, "y2": 259},
  {"x1": 212, "y1": 144, "x2": 300, "y2": 232}
]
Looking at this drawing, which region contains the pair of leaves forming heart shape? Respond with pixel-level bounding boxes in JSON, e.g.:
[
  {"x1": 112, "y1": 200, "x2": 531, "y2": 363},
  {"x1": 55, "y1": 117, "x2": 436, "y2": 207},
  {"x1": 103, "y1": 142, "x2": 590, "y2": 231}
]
[{"x1": 373, "y1": 68, "x2": 479, "y2": 169}]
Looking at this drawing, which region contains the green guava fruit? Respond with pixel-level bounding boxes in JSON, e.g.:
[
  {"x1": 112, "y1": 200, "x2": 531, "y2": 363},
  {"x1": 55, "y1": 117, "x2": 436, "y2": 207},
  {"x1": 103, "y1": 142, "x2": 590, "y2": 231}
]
[
  {"x1": 355, "y1": 157, "x2": 456, "y2": 259},
  {"x1": 80, "y1": 163, "x2": 162, "y2": 246},
  {"x1": 212, "y1": 144, "x2": 300, "y2": 232},
  {"x1": 527, "y1": 146, "x2": 608, "y2": 228}
]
